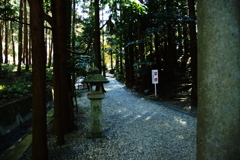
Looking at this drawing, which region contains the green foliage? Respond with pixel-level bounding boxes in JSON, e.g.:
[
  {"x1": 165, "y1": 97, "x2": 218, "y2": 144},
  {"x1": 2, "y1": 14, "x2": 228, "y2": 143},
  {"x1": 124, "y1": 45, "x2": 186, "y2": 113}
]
[
  {"x1": 0, "y1": 81, "x2": 32, "y2": 104},
  {"x1": 133, "y1": 61, "x2": 153, "y2": 76},
  {"x1": 22, "y1": 71, "x2": 32, "y2": 81},
  {"x1": 114, "y1": 72, "x2": 124, "y2": 81},
  {"x1": 0, "y1": 1, "x2": 18, "y2": 20},
  {"x1": 68, "y1": 55, "x2": 92, "y2": 76},
  {"x1": 0, "y1": 64, "x2": 15, "y2": 76},
  {"x1": 46, "y1": 68, "x2": 53, "y2": 86},
  {"x1": 43, "y1": 0, "x2": 51, "y2": 13},
  {"x1": 0, "y1": 67, "x2": 53, "y2": 104}
]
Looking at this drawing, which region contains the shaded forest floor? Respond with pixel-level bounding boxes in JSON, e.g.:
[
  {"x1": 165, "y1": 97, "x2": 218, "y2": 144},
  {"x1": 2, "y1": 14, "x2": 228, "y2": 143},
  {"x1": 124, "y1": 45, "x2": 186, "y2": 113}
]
[
  {"x1": 0, "y1": 71, "x2": 32, "y2": 106},
  {"x1": 117, "y1": 72, "x2": 197, "y2": 117}
]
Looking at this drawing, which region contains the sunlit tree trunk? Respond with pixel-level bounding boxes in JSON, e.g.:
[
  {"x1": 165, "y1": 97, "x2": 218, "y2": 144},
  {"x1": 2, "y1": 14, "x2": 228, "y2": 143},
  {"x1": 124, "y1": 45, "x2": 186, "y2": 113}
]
[
  {"x1": 28, "y1": 37, "x2": 32, "y2": 65},
  {"x1": 47, "y1": 30, "x2": 53, "y2": 68},
  {"x1": 29, "y1": 0, "x2": 48, "y2": 159}
]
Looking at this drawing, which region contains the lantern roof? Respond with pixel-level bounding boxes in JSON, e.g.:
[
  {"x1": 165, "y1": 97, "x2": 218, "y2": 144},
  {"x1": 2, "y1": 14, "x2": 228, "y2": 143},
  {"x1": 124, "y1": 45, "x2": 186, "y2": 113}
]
[{"x1": 82, "y1": 74, "x2": 109, "y2": 84}]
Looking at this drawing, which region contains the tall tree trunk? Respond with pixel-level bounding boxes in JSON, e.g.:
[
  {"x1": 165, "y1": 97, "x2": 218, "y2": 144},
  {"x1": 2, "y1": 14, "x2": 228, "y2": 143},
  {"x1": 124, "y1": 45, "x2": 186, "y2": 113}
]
[
  {"x1": 66, "y1": 0, "x2": 75, "y2": 132},
  {"x1": 197, "y1": 0, "x2": 240, "y2": 159},
  {"x1": 166, "y1": 24, "x2": 174, "y2": 78},
  {"x1": 28, "y1": 36, "x2": 32, "y2": 65},
  {"x1": 154, "y1": 33, "x2": 161, "y2": 71},
  {"x1": 182, "y1": 22, "x2": 189, "y2": 65},
  {"x1": 154, "y1": 33, "x2": 161, "y2": 93},
  {"x1": 119, "y1": 2, "x2": 123, "y2": 75},
  {"x1": 4, "y1": 21, "x2": 9, "y2": 64},
  {"x1": 110, "y1": 50, "x2": 113, "y2": 70},
  {"x1": 137, "y1": 15, "x2": 147, "y2": 90},
  {"x1": 24, "y1": 0, "x2": 29, "y2": 71},
  {"x1": 29, "y1": 0, "x2": 48, "y2": 159},
  {"x1": 10, "y1": 22, "x2": 16, "y2": 65},
  {"x1": 0, "y1": 23, "x2": 3, "y2": 64},
  {"x1": 71, "y1": 0, "x2": 76, "y2": 50},
  {"x1": 17, "y1": 0, "x2": 23, "y2": 76},
  {"x1": 137, "y1": 15, "x2": 144, "y2": 63},
  {"x1": 51, "y1": 0, "x2": 75, "y2": 145},
  {"x1": 115, "y1": 53, "x2": 119, "y2": 73},
  {"x1": 119, "y1": 48, "x2": 123, "y2": 75},
  {"x1": 188, "y1": 0, "x2": 197, "y2": 105},
  {"x1": 129, "y1": 43, "x2": 135, "y2": 87},
  {"x1": 177, "y1": 23, "x2": 183, "y2": 64},
  {"x1": 94, "y1": 0, "x2": 101, "y2": 73},
  {"x1": 124, "y1": 47, "x2": 131, "y2": 87},
  {"x1": 47, "y1": 31, "x2": 53, "y2": 68},
  {"x1": 51, "y1": 0, "x2": 64, "y2": 145},
  {"x1": 102, "y1": 19, "x2": 106, "y2": 76},
  {"x1": 166, "y1": 1, "x2": 174, "y2": 78}
]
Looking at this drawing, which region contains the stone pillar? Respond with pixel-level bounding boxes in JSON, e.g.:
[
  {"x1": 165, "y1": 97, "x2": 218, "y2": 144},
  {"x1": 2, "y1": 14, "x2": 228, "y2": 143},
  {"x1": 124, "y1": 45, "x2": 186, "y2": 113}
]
[
  {"x1": 197, "y1": 0, "x2": 240, "y2": 159},
  {"x1": 87, "y1": 92, "x2": 105, "y2": 138}
]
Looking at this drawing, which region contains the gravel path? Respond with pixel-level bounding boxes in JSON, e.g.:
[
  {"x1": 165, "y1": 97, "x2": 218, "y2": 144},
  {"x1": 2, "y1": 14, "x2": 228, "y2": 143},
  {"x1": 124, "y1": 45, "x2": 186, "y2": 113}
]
[{"x1": 21, "y1": 77, "x2": 196, "y2": 160}]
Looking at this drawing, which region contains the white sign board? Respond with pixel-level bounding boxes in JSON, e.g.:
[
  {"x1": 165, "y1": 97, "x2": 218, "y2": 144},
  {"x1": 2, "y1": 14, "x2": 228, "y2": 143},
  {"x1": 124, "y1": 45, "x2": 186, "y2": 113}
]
[{"x1": 152, "y1": 70, "x2": 158, "y2": 84}]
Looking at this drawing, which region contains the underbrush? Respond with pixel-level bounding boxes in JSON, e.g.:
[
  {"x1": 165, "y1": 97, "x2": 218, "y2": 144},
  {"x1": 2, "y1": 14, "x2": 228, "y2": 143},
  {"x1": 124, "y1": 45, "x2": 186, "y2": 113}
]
[{"x1": 0, "y1": 65, "x2": 53, "y2": 105}]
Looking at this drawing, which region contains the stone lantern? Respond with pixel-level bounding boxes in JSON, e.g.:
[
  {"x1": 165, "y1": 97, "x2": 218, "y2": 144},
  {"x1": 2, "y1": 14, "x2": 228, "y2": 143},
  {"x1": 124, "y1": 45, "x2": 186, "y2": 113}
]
[{"x1": 82, "y1": 67, "x2": 109, "y2": 138}]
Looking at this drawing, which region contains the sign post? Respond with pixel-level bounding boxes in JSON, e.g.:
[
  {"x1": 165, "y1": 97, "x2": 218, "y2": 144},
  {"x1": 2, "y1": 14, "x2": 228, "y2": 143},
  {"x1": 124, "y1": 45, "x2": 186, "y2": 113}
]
[{"x1": 152, "y1": 70, "x2": 158, "y2": 96}]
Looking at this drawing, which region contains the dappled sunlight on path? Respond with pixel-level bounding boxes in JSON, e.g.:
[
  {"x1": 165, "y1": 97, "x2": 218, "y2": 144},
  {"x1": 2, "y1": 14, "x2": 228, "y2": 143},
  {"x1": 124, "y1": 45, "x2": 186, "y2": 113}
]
[
  {"x1": 20, "y1": 76, "x2": 196, "y2": 160},
  {"x1": 101, "y1": 76, "x2": 196, "y2": 159}
]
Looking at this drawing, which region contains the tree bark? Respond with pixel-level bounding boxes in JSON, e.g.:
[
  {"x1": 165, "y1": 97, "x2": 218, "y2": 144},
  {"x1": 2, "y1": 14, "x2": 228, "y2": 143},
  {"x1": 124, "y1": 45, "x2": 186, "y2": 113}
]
[
  {"x1": 197, "y1": 0, "x2": 240, "y2": 159},
  {"x1": 28, "y1": 0, "x2": 48, "y2": 159},
  {"x1": 154, "y1": 33, "x2": 161, "y2": 71},
  {"x1": 17, "y1": 0, "x2": 23, "y2": 76},
  {"x1": 137, "y1": 15, "x2": 147, "y2": 90},
  {"x1": 166, "y1": 0, "x2": 174, "y2": 79},
  {"x1": 4, "y1": 21, "x2": 9, "y2": 64},
  {"x1": 0, "y1": 23, "x2": 3, "y2": 64},
  {"x1": 94, "y1": 0, "x2": 101, "y2": 73},
  {"x1": 51, "y1": 0, "x2": 75, "y2": 145},
  {"x1": 47, "y1": 30, "x2": 53, "y2": 68},
  {"x1": 10, "y1": 22, "x2": 16, "y2": 65},
  {"x1": 71, "y1": 0, "x2": 76, "y2": 50},
  {"x1": 124, "y1": 47, "x2": 131, "y2": 87},
  {"x1": 129, "y1": 44, "x2": 135, "y2": 87},
  {"x1": 51, "y1": 0, "x2": 64, "y2": 145},
  {"x1": 24, "y1": 0, "x2": 29, "y2": 71},
  {"x1": 188, "y1": 0, "x2": 197, "y2": 105}
]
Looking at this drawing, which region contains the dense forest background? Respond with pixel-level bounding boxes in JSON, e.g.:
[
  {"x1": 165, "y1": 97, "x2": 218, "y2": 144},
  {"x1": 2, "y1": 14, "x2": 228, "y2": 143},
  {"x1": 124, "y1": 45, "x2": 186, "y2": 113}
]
[
  {"x1": 0, "y1": 0, "x2": 197, "y2": 158},
  {"x1": 0, "y1": 0, "x2": 198, "y2": 103}
]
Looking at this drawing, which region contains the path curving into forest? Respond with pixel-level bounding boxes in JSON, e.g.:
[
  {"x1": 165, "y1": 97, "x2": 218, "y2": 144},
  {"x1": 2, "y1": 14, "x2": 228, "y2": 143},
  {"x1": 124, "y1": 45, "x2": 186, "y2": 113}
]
[{"x1": 21, "y1": 76, "x2": 196, "y2": 159}]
